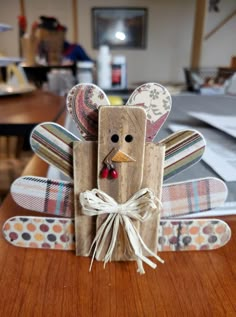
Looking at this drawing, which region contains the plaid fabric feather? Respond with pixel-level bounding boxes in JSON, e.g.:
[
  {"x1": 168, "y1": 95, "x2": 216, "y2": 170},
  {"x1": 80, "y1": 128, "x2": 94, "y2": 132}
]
[
  {"x1": 161, "y1": 178, "x2": 227, "y2": 218},
  {"x1": 11, "y1": 176, "x2": 227, "y2": 219},
  {"x1": 11, "y1": 176, "x2": 73, "y2": 217}
]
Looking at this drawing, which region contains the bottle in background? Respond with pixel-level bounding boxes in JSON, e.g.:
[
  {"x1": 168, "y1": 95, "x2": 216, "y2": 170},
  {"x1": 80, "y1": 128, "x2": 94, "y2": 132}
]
[
  {"x1": 112, "y1": 55, "x2": 127, "y2": 89},
  {"x1": 97, "y1": 45, "x2": 112, "y2": 89},
  {"x1": 76, "y1": 61, "x2": 94, "y2": 84}
]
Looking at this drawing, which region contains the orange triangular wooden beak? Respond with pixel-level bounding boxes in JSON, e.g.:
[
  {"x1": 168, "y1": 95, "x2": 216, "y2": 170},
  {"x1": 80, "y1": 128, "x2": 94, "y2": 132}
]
[{"x1": 111, "y1": 149, "x2": 136, "y2": 162}]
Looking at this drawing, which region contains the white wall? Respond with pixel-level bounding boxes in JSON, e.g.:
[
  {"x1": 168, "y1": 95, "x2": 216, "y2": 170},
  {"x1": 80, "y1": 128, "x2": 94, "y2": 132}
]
[
  {"x1": 203, "y1": 0, "x2": 236, "y2": 67},
  {"x1": 0, "y1": 0, "x2": 20, "y2": 57},
  {"x1": 78, "y1": 0, "x2": 195, "y2": 85},
  {"x1": 0, "y1": 0, "x2": 73, "y2": 56},
  {"x1": 0, "y1": 0, "x2": 236, "y2": 85}
]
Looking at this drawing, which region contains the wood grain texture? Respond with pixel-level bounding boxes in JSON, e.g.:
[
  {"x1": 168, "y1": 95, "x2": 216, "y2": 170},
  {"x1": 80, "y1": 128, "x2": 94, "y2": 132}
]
[
  {"x1": 97, "y1": 106, "x2": 146, "y2": 261},
  {"x1": 97, "y1": 106, "x2": 146, "y2": 202},
  {"x1": 73, "y1": 108, "x2": 164, "y2": 262},
  {"x1": 95, "y1": 143, "x2": 165, "y2": 261},
  {"x1": 0, "y1": 157, "x2": 236, "y2": 316},
  {"x1": 140, "y1": 143, "x2": 165, "y2": 253},
  {"x1": 73, "y1": 141, "x2": 97, "y2": 256}
]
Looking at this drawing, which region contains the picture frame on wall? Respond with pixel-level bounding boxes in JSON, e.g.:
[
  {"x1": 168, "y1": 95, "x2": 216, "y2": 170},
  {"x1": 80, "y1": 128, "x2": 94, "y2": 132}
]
[{"x1": 92, "y1": 7, "x2": 148, "y2": 49}]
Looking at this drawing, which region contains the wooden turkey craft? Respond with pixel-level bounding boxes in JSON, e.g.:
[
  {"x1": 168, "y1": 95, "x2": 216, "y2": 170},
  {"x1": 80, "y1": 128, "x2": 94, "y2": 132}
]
[{"x1": 3, "y1": 83, "x2": 231, "y2": 274}]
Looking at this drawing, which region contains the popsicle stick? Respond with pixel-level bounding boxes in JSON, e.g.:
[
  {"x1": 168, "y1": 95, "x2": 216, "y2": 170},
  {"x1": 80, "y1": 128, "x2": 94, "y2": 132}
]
[
  {"x1": 11, "y1": 177, "x2": 227, "y2": 218},
  {"x1": 31, "y1": 123, "x2": 205, "y2": 185},
  {"x1": 161, "y1": 177, "x2": 227, "y2": 217},
  {"x1": 158, "y1": 218, "x2": 231, "y2": 252},
  {"x1": 30, "y1": 122, "x2": 80, "y2": 178},
  {"x1": 126, "y1": 83, "x2": 172, "y2": 141},
  {"x1": 161, "y1": 129, "x2": 206, "y2": 180},
  {"x1": 3, "y1": 217, "x2": 231, "y2": 252},
  {"x1": 11, "y1": 176, "x2": 73, "y2": 217},
  {"x1": 3, "y1": 216, "x2": 75, "y2": 250}
]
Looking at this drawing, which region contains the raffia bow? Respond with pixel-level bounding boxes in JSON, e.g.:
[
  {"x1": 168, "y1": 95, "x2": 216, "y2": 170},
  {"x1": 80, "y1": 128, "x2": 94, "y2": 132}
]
[{"x1": 79, "y1": 188, "x2": 164, "y2": 274}]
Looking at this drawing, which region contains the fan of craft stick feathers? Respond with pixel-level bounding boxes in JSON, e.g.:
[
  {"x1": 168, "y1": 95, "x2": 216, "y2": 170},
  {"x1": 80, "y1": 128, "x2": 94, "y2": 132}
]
[{"x1": 3, "y1": 83, "x2": 231, "y2": 273}]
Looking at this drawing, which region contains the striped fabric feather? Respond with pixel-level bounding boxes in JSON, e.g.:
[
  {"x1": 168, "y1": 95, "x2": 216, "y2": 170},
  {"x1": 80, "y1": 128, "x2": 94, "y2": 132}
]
[
  {"x1": 161, "y1": 130, "x2": 205, "y2": 180},
  {"x1": 31, "y1": 123, "x2": 80, "y2": 178}
]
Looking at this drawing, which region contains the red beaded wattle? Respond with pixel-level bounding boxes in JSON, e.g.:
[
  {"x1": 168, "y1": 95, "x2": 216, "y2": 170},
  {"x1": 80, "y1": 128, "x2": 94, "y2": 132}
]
[
  {"x1": 110, "y1": 168, "x2": 118, "y2": 179},
  {"x1": 100, "y1": 166, "x2": 109, "y2": 178},
  {"x1": 100, "y1": 164, "x2": 118, "y2": 179}
]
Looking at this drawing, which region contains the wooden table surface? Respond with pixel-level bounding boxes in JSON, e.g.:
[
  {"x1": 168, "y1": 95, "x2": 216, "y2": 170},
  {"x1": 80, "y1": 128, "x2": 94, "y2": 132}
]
[
  {"x1": 0, "y1": 90, "x2": 65, "y2": 135},
  {"x1": 0, "y1": 157, "x2": 235, "y2": 316}
]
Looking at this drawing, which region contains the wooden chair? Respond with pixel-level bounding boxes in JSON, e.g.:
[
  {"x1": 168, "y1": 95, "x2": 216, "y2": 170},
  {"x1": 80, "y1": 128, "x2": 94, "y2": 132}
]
[{"x1": 0, "y1": 136, "x2": 33, "y2": 202}]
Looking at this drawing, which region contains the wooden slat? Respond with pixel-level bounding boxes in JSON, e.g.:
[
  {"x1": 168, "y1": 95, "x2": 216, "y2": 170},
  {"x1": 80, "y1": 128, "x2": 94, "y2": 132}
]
[
  {"x1": 205, "y1": 9, "x2": 236, "y2": 40},
  {"x1": 19, "y1": 0, "x2": 25, "y2": 16},
  {"x1": 97, "y1": 106, "x2": 146, "y2": 203},
  {"x1": 190, "y1": 0, "x2": 207, "y2": 68},
  {"x1": 73, "y1": 141, "x2": 97, "y2": 256},
  {"x1": 72, "y1": 0, "x2": 78, "y2": 42},
  {"x1": 97, "y1": 106, "x2": 147, "y2": 261},
  {"x1": 139, "y1": 143, "x2": 165, "y2": 254}
]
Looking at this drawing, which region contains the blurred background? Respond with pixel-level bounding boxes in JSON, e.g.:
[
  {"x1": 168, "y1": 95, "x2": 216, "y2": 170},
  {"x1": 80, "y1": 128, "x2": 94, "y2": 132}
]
[{"x1": 0, "y1": 0, "x2": 236, "y2": 88}]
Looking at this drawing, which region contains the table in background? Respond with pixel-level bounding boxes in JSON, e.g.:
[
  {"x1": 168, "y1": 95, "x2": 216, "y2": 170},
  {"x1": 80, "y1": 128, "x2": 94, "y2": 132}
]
[
  {"x1": 0, "y1": 90, "x2": 65, "y2": 135},
  {"x1": 0, "y1": 94, "x2": 236, "y2": 316},
  {"x1": 0, "y1": 89, "x2": 66, "y2": 152}
]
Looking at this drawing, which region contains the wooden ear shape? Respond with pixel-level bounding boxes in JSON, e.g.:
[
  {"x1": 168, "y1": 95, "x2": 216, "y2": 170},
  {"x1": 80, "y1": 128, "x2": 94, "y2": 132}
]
[
  {"x1": 126, "y1": 83, "x2": 172, "y2": 141},
  {"x1": 66, "y1": 83, "x2": 110, "y2": 141}
]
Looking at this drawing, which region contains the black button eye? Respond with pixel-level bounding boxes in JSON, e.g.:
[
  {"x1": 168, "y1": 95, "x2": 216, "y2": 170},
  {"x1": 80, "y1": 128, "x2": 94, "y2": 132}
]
[
  {"x1": 125, "y1": 135, "x2": 133, "y2": 143},
  {"x1": 111, "y1": 134, "x2": 119, "y2": 143}
]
